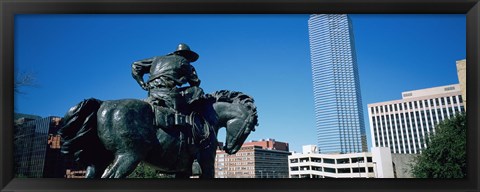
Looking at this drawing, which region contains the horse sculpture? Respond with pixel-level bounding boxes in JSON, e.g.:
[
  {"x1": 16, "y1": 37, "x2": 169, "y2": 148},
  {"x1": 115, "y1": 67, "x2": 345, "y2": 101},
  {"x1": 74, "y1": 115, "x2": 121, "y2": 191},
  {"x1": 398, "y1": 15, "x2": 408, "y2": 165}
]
[{"x1": 58, "y1": 90, "x2": 258, "y2": 178}]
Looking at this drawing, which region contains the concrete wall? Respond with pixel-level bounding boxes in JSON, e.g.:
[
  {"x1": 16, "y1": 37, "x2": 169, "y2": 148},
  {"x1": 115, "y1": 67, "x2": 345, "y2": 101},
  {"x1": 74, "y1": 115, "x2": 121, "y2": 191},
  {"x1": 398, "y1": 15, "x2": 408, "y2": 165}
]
[
  {"x1": 391, "y1": 153, "x2": 418, "y2": 178},
  {"x1": 371, "y1": 147, "x2": 394, "y2": 178}
]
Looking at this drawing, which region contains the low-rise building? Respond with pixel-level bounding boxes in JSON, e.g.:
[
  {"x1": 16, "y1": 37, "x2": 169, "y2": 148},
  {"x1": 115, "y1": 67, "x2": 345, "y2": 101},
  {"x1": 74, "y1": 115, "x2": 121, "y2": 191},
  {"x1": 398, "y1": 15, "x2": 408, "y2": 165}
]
[
  {"x1": 215, "y1": 139, "x2": 290, "y2": 178},
  {"x1": 288, "y1": 145, "x2": 394, "y2": 178}
]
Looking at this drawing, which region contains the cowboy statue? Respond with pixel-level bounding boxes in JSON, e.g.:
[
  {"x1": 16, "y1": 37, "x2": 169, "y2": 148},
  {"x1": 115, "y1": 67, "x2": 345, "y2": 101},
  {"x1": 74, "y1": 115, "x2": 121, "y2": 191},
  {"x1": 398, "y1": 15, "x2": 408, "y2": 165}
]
[
  {"x1": 58, "y1": 43, "x2": 258, "y2": 178},
  {"x1": 131, "y1": 43, "x2": 214, "y2": 143}
]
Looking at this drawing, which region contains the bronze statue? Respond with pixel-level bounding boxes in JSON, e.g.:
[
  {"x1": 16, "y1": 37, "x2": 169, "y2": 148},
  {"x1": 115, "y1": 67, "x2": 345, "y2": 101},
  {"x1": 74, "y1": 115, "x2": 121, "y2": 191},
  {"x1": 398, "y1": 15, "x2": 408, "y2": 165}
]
[
  {"x1": 58, "y1": 44, "x2": 258, "y2": 178},
  {"x1": 131, "y1": 43, "x2": 203, "y2": 110},
  {"x1": 131, "y1": 43, "x2": 211, "y2": 148}
]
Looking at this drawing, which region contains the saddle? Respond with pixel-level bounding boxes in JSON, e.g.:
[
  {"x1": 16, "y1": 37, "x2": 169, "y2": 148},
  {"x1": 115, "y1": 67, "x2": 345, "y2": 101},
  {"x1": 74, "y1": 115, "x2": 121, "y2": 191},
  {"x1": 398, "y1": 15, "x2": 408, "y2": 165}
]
[{"x1": 150, "y1": 102, "x2": 211, "y2": 150}]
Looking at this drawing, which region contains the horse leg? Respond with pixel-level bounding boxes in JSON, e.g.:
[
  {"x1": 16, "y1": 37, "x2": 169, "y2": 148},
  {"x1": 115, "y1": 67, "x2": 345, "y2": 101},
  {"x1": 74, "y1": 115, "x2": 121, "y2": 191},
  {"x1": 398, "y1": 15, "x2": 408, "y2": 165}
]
[
  {"x1": 175, "y1": 158, "x2": 194, "y2": 178},
  {"x1": 85, "y1": 161, "x2": 110, "y2": 178},
  {"x1": 197, "y1": 154, "x2": 215, "y2": 178},
  {"x1": 85, "y1": 165, "x2": 96, "y2": 178},
  {"x1": 101, "y1": 152, "x2": 143, "y2": 178},
  {"x1": 197, "y1": 136, "x2": 217, "y2": 178}
]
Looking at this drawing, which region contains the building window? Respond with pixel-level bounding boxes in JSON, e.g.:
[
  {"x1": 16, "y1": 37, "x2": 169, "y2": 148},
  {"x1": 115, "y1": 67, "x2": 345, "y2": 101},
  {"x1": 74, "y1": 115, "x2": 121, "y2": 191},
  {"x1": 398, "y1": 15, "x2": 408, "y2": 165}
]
[
  {"x1": 324, "y1": 167, "x2": 336, "y2": 173},
  {"x1": 367, "y1": 157, "x2": 372, "y2": 162},
  {"x1": 337, "y1": 158, "x2": 350, "y2": 164},
  {"x1": 338, "y1": 168, "x2": 351, "y2": 173},
  {"x1": 300, "y1": 166, "x2": 310, "y2": 170},
  {"x1": 324, "y1": 158, "x2": 335, "y2": 164},
  {"x1": 300, "y1": 158, "x2": 309, "y2": 162},
  {"x1": 368, "y1": 167, "x2": 374, "y2": 173},
  {"x1": 351, "y1": 157, "x2": 364, "y2": 163},
  {"x1": 352, "y1": 167, "x2": 366, "y2": 173}
]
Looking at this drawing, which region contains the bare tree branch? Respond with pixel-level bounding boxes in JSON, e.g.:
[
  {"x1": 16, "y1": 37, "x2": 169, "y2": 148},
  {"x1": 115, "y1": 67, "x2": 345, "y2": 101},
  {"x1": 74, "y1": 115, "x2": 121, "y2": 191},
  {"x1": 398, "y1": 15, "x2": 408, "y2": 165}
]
[{"x1": 15, "y1": 71, "x2": 37, "y2": 94}]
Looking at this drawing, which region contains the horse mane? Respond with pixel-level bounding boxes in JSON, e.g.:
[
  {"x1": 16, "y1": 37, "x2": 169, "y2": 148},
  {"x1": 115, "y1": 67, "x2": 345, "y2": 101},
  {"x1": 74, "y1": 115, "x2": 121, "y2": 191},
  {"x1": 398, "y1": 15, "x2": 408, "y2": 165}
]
[{"x1": 207, "y1": 90, "x2": 258, "y2": 126}]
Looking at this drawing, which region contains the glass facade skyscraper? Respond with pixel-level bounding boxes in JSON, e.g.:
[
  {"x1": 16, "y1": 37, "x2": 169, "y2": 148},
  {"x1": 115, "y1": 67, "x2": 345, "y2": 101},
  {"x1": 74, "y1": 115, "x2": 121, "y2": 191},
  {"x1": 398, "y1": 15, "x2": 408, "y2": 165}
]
[
  {"x1": 14, "y1": 115, "x2": 80, "y2": 178},
  {"x1": 308, "y1": 14, "x2": 367, "y2": 153}
]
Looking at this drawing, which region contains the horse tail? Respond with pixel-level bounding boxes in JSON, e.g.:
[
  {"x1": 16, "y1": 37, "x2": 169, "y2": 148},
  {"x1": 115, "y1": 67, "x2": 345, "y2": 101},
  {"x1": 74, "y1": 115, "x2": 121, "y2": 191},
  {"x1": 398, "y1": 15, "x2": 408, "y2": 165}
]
[{"x1": 58, "y1": 98, "x2": 109, "y2": 165}]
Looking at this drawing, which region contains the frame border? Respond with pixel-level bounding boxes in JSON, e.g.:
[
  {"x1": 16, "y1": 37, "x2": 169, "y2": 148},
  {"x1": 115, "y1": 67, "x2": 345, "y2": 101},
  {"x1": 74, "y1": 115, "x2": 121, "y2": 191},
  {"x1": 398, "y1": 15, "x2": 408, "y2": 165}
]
[{"x1": 1, "y1": 0, "x2": 479, "y2": 192}]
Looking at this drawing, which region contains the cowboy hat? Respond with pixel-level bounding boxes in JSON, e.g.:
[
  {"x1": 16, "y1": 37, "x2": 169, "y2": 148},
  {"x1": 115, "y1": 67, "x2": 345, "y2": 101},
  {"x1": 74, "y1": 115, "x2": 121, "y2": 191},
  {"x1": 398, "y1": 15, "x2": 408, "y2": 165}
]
[{"x1": 173, "y1": 43, "x2": 199, "y2": 62}]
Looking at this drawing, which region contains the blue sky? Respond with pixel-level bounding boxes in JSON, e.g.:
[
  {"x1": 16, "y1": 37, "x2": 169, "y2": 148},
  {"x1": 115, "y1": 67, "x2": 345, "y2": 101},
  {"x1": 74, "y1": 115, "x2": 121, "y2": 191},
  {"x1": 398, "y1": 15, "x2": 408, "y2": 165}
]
[{"x1": 14, "y1": 14, "x2": 465, "y2": 152}]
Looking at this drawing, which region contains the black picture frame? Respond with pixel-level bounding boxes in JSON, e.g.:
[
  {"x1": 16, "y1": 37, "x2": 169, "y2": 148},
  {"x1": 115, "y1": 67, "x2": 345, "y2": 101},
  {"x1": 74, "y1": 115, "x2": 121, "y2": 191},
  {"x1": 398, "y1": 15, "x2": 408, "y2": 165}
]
[{"x1": 1, "y1": 0, "x2": 479, "y2": 191}]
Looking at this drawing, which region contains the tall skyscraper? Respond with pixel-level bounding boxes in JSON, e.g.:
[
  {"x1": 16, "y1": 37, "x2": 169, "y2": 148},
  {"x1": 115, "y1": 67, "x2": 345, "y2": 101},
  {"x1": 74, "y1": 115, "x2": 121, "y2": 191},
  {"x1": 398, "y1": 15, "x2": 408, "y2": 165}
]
[{"x1": 308, "y1": 14, "x2": 367, "y2": 153}]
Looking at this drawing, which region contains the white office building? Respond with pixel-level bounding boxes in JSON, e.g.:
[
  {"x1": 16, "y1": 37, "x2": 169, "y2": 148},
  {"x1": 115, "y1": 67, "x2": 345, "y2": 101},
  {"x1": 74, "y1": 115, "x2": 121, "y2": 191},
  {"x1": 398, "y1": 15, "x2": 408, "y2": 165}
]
[
  {"x1": 368, "y1": 84, "x2": 465, "y2": 154},
  {"x1": 288, "y1": 145, "x2": 394, "y2": 178}
]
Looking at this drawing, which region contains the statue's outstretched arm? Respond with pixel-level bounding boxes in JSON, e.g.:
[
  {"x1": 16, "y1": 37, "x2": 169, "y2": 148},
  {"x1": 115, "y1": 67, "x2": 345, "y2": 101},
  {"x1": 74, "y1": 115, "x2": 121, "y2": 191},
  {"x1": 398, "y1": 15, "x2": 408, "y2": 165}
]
[{"x1": 132, "y1": 57, "x2": 154, "y2": 90}]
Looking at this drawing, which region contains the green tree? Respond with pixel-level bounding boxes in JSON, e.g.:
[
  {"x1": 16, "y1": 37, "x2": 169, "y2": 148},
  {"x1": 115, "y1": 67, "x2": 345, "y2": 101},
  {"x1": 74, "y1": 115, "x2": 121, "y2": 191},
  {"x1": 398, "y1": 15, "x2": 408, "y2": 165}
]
[{"x1": 411, "y1": 113, "x2": 466, "y2": 178}]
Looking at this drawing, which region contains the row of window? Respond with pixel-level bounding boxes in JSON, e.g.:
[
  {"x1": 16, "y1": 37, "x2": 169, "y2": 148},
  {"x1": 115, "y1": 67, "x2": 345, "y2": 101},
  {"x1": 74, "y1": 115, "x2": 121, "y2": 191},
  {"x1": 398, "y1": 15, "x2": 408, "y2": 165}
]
[
  {"x1": 370, "y1": 95, "x2": 463, "y2": 115},
  {"x1": 290, "y1": 166, "x2": 374, "y2": 174},
  {"x1": 371, "y1": 105, "x2": 464, "y2": 153},
  {"x1": 290, "y1": 156, "x2": 372, "y2": 164}
]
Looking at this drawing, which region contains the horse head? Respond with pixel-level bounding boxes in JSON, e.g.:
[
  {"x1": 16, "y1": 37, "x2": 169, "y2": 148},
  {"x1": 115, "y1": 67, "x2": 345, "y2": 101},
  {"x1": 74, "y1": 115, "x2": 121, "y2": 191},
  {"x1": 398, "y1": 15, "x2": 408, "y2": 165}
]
[
  {"x1": 209, "y1": 90, "x2": 258, "y2": 155},
  {"x1": 224, "y1": 109, "x2": 258, "y2": 154}
]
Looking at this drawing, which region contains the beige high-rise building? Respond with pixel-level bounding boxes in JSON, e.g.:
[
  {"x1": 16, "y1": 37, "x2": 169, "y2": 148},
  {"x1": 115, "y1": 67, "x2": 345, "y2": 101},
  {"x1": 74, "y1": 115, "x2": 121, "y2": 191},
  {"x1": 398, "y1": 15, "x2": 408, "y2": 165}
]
[
  {"x1": 456, "y1": 59, "x2": 466, "y2": 108},
  {"x1": 367, "y1": 84, "x2": 465, "y2": 154}
]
